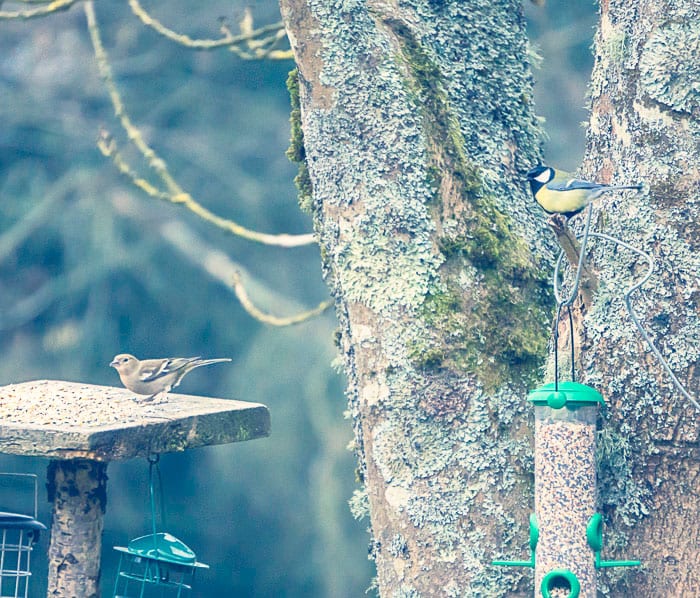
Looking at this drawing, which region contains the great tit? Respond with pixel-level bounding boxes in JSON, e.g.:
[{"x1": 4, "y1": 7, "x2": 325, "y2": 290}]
[{"x1": 527, "y1": 165, "x2": 642, "y2": 218}]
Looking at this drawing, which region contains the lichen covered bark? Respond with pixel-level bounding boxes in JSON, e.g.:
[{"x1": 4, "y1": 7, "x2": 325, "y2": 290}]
[
  {"x1": 281, "y1": 0, "x2": 553, "y2": 594},
  {"x1": 583, "y1": 1, "x2": 700, "y2": 595},
  {"x1": 47, "y1": 459, "x2": 108, "y2": 597}
]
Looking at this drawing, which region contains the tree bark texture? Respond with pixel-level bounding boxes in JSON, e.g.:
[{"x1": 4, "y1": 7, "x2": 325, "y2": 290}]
[
  {"x1": 581, "y1": 1, "x2": 700, "y2": 595},
  {"x1": 47, "y1": 459, "x2": 108, "y2": 598},
  {"x1": 281, "y1": 1, "x2": 554, "y2": 595}
]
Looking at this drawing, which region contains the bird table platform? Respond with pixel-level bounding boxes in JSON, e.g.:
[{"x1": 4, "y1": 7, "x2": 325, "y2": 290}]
[{"x1": 0, "y1": 379, "x2": 270, "y2": 597}]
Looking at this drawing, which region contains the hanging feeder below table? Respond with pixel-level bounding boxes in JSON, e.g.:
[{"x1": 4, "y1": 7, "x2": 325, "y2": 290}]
[
  {"x1": 112, "y1": 455, "x2": 209, "y2": 598},
  {"x1": 0, "y1": 474, "x2": 47, "y2": 598},
  {"x1": 113, "y1": 532, "x2": 208, "y2": 597}
]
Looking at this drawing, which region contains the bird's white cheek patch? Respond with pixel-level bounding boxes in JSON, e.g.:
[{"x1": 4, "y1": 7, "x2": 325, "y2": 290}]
[{"x1": 534, "y1": 171, "x2": 551, "y2": 183}]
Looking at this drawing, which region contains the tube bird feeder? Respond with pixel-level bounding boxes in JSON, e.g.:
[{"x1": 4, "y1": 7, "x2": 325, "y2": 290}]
[
  {"x1": 493, "y1": 382, "x2": 639, "y2": 597},
  {"x1": 530, "y1": 382, "x2": 601, "y2": 597}
]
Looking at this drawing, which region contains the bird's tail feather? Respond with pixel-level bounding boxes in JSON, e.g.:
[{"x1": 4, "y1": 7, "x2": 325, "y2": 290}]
[
  {"x1": 605, "y1": 184, "x2": 643, "y2": 191},
  {"x1": 191, "y1": 358, "x2": 232, "y2": 368}
]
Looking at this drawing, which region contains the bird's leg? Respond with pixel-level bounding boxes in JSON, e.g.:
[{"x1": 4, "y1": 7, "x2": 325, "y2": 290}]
[
  {"x1": 138, "y1": 393, "x2": 157, "y2": 403},
  {"x1": 149, "y1": 391, "x2": 169, "y2": 404}
]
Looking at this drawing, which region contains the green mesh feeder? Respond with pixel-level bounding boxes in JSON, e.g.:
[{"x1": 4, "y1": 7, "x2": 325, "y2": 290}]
[
  {"x1": 112, "y1": 456, "x2": 208, "y2": 598},
  {"x1": 0, "y1": 474, "x2": 46, "y2": 598}
]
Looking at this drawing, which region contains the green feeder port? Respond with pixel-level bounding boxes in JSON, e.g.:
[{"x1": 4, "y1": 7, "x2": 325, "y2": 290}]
[
  {"x1": 492, "y1": 513, "x2": 539, "y2": 568},
  {"x1": 586, "y1": 514, "x2": 641, "y2": 569},
  {"x1": 541, "y1": 569, "x2": 580, "y2": 598}
]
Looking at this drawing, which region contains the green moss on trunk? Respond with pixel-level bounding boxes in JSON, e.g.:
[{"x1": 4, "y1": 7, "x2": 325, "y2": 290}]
[
  {"x1": 392, "y1": 19, "x2": 552, "y2": 388},
  {"x1": 286, "y1": 68, "x2": 314, "y2": 213}
]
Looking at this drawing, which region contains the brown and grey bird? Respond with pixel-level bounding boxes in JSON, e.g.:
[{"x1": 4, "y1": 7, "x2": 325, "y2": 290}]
[{"x1": 109, "y1": 354, "x2": 231, "y2": 401}]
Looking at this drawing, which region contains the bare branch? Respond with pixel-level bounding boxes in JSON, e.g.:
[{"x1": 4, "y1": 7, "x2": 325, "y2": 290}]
[
  {"x1": 229, "y1": 270, "x2": 332, "y2": 326},
  {"x1": 160, "y1": 221, "x2": 332, "y2": 327},
  {"x1": 128, "y1": 0, "x2": 291, "y2": 59},
  {"x1": 84, "y1": 1, "x2": 315, "y2": 248},
  {"x1": 0, "y1": 0, "x2": 76, "y2": 19},
  {"x1": 97, "y1": 130, "x2": 169, "y2": 201}
]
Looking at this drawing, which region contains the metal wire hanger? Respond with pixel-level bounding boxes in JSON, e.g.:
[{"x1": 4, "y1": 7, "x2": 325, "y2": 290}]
[
  {"x1": 551, "y1": 203, "x2": 700, "y2": 412},
  {"x1": 550, "y1": 202, "x2": 595, "y2": 389}
]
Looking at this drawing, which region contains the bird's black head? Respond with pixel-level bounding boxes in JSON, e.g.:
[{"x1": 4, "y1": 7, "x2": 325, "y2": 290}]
[{"x1": 526, "y1": 165, "x2": 555, "y2": 196}]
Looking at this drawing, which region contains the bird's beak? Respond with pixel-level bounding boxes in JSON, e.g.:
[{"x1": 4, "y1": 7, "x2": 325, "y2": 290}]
[{"x1": 109, "y1": 359, "x2": 118, "y2": 368}]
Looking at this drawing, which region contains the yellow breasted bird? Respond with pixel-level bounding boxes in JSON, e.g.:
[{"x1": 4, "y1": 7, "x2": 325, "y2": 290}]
[{"x1": 527, "y1": 165, "x2": 642, "y2": 218}]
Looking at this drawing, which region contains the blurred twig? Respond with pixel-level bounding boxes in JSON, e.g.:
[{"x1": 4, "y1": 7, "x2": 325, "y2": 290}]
[
  {"x1": 85, "y1": 1, "x2": 313, "y2": 247},
  {"x1": 0, "y1": 0, "x2": 76, "y2": 19},
  {"x1": 230, "y1": 270, "x2": 332, "y2": 326},
  {"x1": 160, "y1": 221, "x2": 332, "y2": 326},
  {"x1": 128, "y1": 0, "x2": 292, "y2": 59},
  {"x1": 97, "y1": 131, "x2": 169, "y2": 201}
]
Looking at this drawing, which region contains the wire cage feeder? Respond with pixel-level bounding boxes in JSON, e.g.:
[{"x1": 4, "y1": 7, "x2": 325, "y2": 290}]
[
  {"x1": 113, "y1": 456, "x2": 208, "y2": 598},
  {"x1": 0, "y1": 473, "x2": 46, "y2": 598}
]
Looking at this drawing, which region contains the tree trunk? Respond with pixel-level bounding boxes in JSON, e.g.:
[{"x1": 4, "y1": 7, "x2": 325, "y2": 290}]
[
  {"x1": 582, "y1": 1, "x2": 700, "y2": 596},
  {"x1": 280, "y1": 1, "x2": 553, "y2": 594},
  {"x1": 46, "y1": 459, "x2": 108, "y2": 597}
]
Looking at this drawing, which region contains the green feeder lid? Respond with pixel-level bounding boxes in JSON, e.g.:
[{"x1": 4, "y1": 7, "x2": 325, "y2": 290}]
[
  {"x1": 118, "y1": 532, "x2": 209, "y2": 568},
  {"x1": 528, "y1": 382, "x2": 604, "y2": 409}
]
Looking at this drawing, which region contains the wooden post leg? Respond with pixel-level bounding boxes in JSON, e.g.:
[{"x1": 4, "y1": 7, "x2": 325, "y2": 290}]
[{"x1": 46, "y1": 459, "x2": 108, "y2": 598}]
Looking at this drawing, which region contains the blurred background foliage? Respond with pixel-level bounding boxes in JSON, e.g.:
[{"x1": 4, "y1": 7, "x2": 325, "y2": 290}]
[{"x1": 0, "y1": 0, "x2": 595, "y2": 596}]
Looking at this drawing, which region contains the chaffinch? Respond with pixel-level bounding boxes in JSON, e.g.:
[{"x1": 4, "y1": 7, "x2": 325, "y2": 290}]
[{"x1": 110, "y1": 354, "x2": 231, "y2": 401}]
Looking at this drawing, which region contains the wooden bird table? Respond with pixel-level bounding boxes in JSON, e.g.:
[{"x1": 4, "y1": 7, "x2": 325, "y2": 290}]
[{"x1": 0, "y1": 379, "x2": 270, "y2": 597}]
